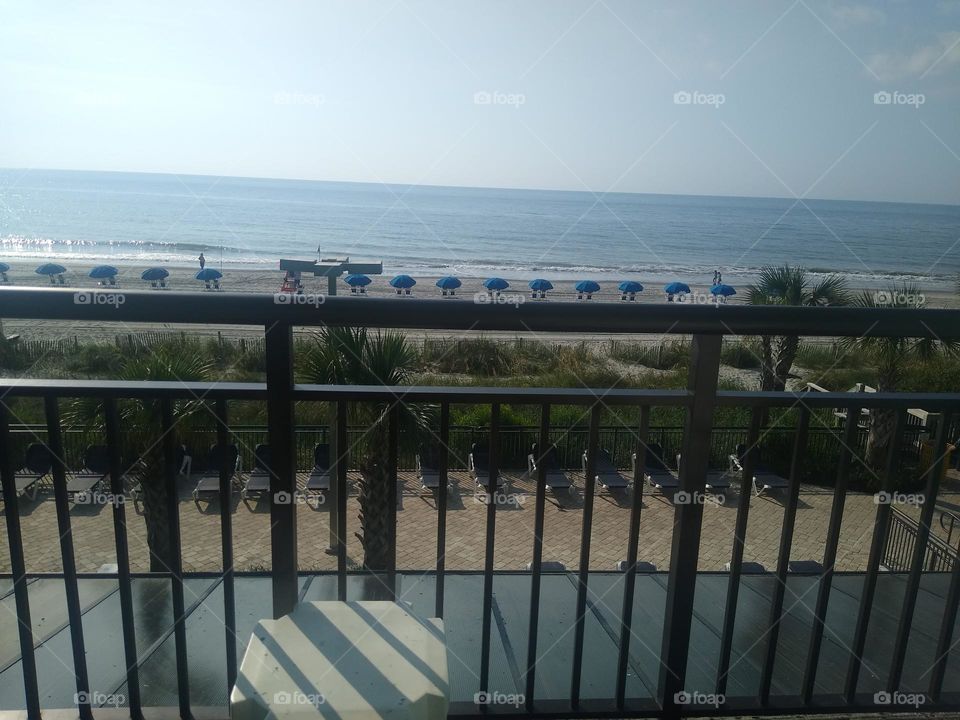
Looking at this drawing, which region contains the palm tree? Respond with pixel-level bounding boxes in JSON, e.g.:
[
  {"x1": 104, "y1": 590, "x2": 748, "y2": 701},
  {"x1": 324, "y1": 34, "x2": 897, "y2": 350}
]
[
  {"x1": 302, "y1": 327, "x2": 430, "y2": 571},
  {"x1": 842, "y1": 284, "x2": 958, "y2": 472},
  {"x1": 65, "y1": 347, "x2": 212, "y2": 571},
  {"x1": 747, "y1": 265, "x2": 850, "y2": 392}
]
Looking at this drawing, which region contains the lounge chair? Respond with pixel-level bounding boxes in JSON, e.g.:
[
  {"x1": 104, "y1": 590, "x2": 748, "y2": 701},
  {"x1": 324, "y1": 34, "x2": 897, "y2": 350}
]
[
  {"x1": 4, "y1": 444, "x2": 53, "y2": 501},
  {"x1": 730, "y1": 444, "x2": 789, "y2": 496},
  {"x1": 636, "y1": 443, "x2": 679, "y2": 490},
  {"x1": 788, "y1": 559, "x2": 824, "y2": 574},
  {"x1": 192, "y1": 444, "x2": 240, "y2": 504},
  {"x1": 583, "y1": 447, "x2": 629, "y2": 489},
  {"x1": 241, "y1": 444, "x2": 272, "y2": 506},
  {"x1": 616, "y1": 560, "x2": 656, "y2": 572},
  {"x1": 304, "y1": 443, "x2": 332, "y2": 499},
  {"x1": 416, "y1": 444, "x2": 445, "y2": 491},
  {"x1": 528, "y1": 442, "x2": 572, "y2": 490},
  {"x1": 526, "y1": 561, "x2": 567, "y2": 572},
  {"x1": 469, "y1": 443, "x2": 502, "y2": 488},
  {"x1": 726, "y1": 561, "x2": 767, "y2": 574},
  {"x1": 67, "y1": 445, "x2": 110, "y2": 500}
]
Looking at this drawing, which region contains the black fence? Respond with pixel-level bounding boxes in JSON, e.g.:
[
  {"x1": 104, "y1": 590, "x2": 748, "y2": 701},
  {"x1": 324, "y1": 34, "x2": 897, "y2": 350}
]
[
  {"x1": 1, "y1": 287, "x2": 960, "y2": 719},
  {"x1": 4, "y1": 422, "x2": 928, "y2": 477},
  {"x1": 883, "y1": 507, "x2": 960, "y2": 573}
]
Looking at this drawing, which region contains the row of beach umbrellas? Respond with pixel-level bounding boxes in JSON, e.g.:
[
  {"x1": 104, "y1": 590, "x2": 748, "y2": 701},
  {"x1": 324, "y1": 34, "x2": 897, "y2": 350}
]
[
  {"x1": 2, "y1": 263, "x2": 224, "y2": 285},
  {"x1": 346, "y1": 273, "x2": 736, "y2": 298}
]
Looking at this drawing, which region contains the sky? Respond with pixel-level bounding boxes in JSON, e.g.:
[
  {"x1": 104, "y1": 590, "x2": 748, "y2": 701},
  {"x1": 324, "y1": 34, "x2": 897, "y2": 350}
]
[{"x1": 1, "y1": 0, "x2": 959, "y2": 204}]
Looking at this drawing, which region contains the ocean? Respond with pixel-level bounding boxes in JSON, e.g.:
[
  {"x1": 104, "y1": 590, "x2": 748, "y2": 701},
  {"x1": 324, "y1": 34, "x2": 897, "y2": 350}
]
[{"x1": 1, "y1": 169, "x2": 957, "y2": 290}]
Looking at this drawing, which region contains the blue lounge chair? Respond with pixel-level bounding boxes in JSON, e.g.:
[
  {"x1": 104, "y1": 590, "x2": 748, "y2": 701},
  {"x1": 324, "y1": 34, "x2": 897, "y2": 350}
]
[{"x1": 528, "y1": 442, "x2": 572, "y2": 490}]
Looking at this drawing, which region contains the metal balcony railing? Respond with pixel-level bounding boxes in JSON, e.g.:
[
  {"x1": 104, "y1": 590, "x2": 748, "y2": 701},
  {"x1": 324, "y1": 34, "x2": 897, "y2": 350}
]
[{"x1": 1, "y1": 286, "x2": 959, "y2": 719}]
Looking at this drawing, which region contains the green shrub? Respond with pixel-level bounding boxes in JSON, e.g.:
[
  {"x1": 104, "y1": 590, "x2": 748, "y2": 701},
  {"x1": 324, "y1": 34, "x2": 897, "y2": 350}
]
[{"x1": 720, "y1": 339, "x2": 763, "y2": 369}]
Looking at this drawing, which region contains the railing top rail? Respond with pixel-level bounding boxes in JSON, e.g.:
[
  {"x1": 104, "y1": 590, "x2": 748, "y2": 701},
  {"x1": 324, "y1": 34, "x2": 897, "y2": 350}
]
[
  {"x1": 1, "y1": 378, "x2": 959, "y2": 409},
  {"x1": 1, "y1": 286, "x2": 959, "y2": 338}
]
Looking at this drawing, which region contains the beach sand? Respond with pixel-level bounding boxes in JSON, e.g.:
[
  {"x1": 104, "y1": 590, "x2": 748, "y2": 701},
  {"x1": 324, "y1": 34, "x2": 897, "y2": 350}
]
[{"x1": 1, "y1": 259, "x2": 956, "y2": 344}]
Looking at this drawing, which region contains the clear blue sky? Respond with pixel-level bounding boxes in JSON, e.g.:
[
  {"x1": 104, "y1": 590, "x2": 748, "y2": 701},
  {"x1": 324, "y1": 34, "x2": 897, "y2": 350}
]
[{"x1": 1, "y1": 0, "x2": 959, "y2": 204}]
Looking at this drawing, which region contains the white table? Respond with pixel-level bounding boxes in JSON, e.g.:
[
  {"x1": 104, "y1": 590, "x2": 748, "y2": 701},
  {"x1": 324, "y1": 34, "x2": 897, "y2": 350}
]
[{"x1": 231, "y1": 601, "x2": 448, "y2": 720}]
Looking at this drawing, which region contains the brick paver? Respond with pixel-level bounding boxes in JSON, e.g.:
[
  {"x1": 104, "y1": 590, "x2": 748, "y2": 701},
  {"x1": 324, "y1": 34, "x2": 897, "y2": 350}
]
[{"x1": 5, "y1": 468, "x2": 957, "y2": 575}]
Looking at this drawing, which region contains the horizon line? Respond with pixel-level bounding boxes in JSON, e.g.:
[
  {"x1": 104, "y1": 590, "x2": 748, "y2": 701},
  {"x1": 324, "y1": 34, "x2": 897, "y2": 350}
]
[{"x1": 2, "y1": 165, "x2": 958, "y2": 210}]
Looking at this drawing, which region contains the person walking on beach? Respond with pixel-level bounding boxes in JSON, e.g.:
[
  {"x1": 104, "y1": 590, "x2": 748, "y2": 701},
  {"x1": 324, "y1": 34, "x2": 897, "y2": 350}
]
[
  {"x1": 198, "y1": 252, "x2": 205, "y2": 270},
  {"x1": 717, "y1": 270, "x2": 722, "y2": 284},
  {"x1": 712, "y1": 269, "x2": 719, "y2": 285}
]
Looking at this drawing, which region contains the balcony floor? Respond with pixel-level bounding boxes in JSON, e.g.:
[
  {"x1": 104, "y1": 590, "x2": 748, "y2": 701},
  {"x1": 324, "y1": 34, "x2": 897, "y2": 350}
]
[{"x1": 1, "y1": 571, "x2": 959, "y2": 713}]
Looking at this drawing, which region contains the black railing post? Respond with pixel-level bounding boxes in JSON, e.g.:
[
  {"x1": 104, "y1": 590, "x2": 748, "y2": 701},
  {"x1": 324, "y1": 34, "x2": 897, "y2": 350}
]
[
  {"x1": 214, "y1": 399, "x2": 237, "y2": 694},
  {"x1": 801, "y1": 405, "x2": 861, "y2": 704},
  {"x1": 887, "y1": 412, "x2": 953, "y2": 693},
  {"x1": 845, "y1": 410, "x2": 907, "y2": 702},
  {"x1": 479, "y1": 403, "x2": 500, "y2": 697},
  {"x1": 336, "y1": 400, "x2": 348, "y2": 601},
  {"x1": 265, "y1": 321, "x2": 298, "y2": 617},
  {"x1": 160, "y1": 399, "x2": 191, "y2": 719},
  {"x1": 435, "y1": 402, "x2": 450, "y2": 617},
  {"x1": 387, "y1": 403, "x2": 400, "y2": 597},
  {"x1": 659, "y1": 333, "x2": 721, "y2": 718},
  {"x1": 571, "y1": 403, "x2": 601, "y2": 707},
  {"x1": 716, "y1": 406, "x2": 763, "y2": 698},
  {"x1": 759, "y1": 407, "x2": 810, "y2": 704},
  {"x1": 102, "y1": 398, "x2": 142, "y2": 718},
  {"x1": 0, "y1": 402, "x2": 41, "y2": 720},
  {"x1": 46, "y1": 397, "x2": 93, "y2": 720},
  {"x1": 616, "y1": 405, "x2": 651, "y2": 708},
  {"x1": 525, "y1": 402, "x2": 551, "y2": 711}
]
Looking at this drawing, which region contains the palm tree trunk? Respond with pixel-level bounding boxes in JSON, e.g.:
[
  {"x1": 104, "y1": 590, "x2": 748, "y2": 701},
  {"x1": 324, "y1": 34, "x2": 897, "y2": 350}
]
[
  {"x1": 356, "y1": 425, "x2": 393, "y2": 572},
  {"x1": 772, "y1": 335, "x2": 800, "y2": 392},
  {"x1": 866, "y1": 372, "x2": 898, "y2": 475},
  {"x1": 134, "y1": 446, "x2": 174, "y2": 572},
  {"x1": 759, "y1": 335, "x2": 775, "y2": 391}
]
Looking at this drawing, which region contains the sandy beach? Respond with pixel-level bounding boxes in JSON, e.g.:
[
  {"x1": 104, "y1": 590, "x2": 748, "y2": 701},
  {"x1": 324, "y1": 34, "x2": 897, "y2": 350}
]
[{"x1": 1, "y1": 258, "x2": 957, "y2": 343}]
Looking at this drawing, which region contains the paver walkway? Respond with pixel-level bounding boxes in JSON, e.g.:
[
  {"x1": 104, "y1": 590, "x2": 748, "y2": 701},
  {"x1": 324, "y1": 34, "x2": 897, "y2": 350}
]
[{"x1": 5, "y1": 468, "x2": 958, "y2": 575}]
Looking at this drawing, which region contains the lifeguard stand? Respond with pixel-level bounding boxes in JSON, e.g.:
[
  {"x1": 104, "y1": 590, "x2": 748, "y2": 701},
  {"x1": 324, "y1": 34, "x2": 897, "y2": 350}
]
[{"x1": 278, "y1": 256, "x2": 383, "y2": 296}]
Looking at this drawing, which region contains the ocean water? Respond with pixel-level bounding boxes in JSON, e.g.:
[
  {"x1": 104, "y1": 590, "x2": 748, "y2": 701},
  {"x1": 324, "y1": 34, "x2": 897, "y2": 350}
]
[{"x1": 1, "y1": 168, "x2": 957, "y2": 289}]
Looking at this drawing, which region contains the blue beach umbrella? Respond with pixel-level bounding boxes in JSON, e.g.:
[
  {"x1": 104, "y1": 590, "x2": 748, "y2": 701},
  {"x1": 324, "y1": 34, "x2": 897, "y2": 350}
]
[
  {"x1": 196, "y1": 268, "x2": 223, "y2": 281},
  {"x1": 575, "y1": 280, "x2": 600, "y2": 294},
  {"x1": 36, "y1": 263, "x2": 67, "y2": 276},
  {"x1": 436, "y1": 276, "x2": 462, "y2": 290},
  {"x1": 141, "y1": 267, "x2": 169, "y2": 281},
  {"x1": 528, "y1": 278, "x2": 553, "y2": 292},
  {"x1": 710, "y1": 283, "x2": 737, "y2": 297},
  {"x1": 618, "y1": 281, "x2": 644, "y2": 293},
  {"x1": 664, "y1": 282, "x2": 690, "y2": 295},
  {"x1": 89, "y1": 265, "x2": 119, "y2": 280},
  {"x1": 344, "y1": 273, "x2": 372, "y2": 287},
  {"x1": 390, "y1": 274, "x2": 416, "y2": 289},
  {"x1": 483, "y1": 277, "x2": 509, "y2": 291},
  {"x1": 0, "y1": 262, "x2": 10, "y2": 273}
]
